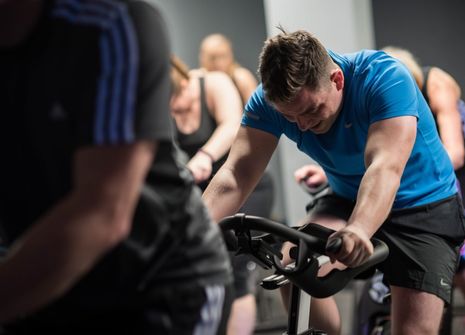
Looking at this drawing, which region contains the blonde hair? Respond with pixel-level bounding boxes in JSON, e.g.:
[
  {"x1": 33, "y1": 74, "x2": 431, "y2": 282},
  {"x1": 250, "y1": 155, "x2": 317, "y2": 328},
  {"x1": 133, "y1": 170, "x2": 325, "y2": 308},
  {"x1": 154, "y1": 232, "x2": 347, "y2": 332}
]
[
  {"x1": 382, "y1": 46, "x2": 423, "y2": 88},
  {"x1": 170, "y1": 55, "x2": 190, "y2": 95}
]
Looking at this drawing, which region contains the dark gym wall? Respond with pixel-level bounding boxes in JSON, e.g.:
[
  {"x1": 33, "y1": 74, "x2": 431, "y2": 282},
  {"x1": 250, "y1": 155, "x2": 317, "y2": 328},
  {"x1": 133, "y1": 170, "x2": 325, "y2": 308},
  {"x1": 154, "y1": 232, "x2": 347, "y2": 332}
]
[
  {"x1": 371, "y1": 0, "x2": 465, "y2": 92},
  {"x1": 149, "y1": 0, "x2": 267, "y2": 76}
]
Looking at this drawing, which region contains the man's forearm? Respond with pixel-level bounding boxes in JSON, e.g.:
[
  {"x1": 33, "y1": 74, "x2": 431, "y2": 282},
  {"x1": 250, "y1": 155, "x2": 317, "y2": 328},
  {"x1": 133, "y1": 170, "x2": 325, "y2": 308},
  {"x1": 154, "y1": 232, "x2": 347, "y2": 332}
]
[
  {"x1": 202, "y1": 168, "x2": 248, "y2": 222},
  {"x1": 348, "y1": 165, "x2": 401, "y2": 237},
  {"x1": 0, "y1": 196, "x2": 128, "y2": 323},
  {"x1": 202, "y1": 123, "x2": 238, "y2": 161}
]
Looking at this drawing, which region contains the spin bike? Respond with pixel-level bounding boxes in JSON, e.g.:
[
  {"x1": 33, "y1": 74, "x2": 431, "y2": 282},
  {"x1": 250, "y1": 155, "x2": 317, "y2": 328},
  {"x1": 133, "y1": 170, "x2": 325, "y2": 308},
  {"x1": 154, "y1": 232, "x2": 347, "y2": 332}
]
[{"x1": 219, "y1": 213, "x2": 389, "y2": 335}]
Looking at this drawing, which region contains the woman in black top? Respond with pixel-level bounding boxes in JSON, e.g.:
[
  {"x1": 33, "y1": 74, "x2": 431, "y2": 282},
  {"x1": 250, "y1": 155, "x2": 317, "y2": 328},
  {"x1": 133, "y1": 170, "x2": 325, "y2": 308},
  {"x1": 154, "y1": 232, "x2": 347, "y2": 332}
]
[{"x1": 170, "y1": 55, "x2": 243, "y2": 189}]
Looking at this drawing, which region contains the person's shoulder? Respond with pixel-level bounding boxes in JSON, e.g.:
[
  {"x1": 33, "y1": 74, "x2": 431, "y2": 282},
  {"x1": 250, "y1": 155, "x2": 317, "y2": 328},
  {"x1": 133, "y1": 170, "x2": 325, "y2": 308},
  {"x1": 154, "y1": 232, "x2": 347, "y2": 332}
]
[
  {"x1": 329, "y1": 49, "x2": 381, "y2": 61},
  {"x1": 203, "y1": 70, "x2": 234, "y2": 84},
  {"x1": 243, "y1": 84, "x2": 278, "y2": 124},
  {"x1": 344, "y1": 49, "x2": 413, "y2": 97},
  {"x1": 230, "y1": 66, "x2": 256, "y2": 93},
  {"x1": 198, "y1": 70, "x2": 238, "y2": 96},
  {"x1": 124, "y1": 0, "x2": 168, "y2": 33},
  {"x1": 52, "y1": 0, "x2": 161, "y2": 24},
  {"x1": 246, "y1": 84, "x2": 269, "y2": 109},
  {"x1": 189, "y1": 69, "x2": 229, "y2": 86},
  {"x1": 126, "y1": 0, "x2": 165, "y2": 21},
  {"x1": 328, "y1": 49, "x2": 378, "y2": 72},
  {"x1": 353, "y1": 49, "x2": 392, "y2": 64},
  {"x1": 352, "y1": 49, "x2": 402, "y2": 75},
  {"x1": 51, "y1": 0, "x2": 168, "y2": 42},
  {"x1": 250, "y1": 83, "x2": 265, "y2": 98},
  {"x1": 428, "y1": 67, "x2": 461, "y2": 96},
  {"x1": 233, "y1": 67, "x2": 256, "y2": 81},
  {"x1": 429, "y1": 66, "x2": 458, "y2": 85},
  {"x1": 189, "y1": 68, "x2": 207, "y2": 78}
]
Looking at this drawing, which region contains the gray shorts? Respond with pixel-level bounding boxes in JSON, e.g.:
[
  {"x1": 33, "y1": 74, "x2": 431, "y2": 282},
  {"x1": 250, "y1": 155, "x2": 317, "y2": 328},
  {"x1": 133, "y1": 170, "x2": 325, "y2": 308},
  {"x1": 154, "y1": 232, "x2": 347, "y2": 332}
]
[{"x1": 306, "y1": 193, "x2": 465, "y2": 304}]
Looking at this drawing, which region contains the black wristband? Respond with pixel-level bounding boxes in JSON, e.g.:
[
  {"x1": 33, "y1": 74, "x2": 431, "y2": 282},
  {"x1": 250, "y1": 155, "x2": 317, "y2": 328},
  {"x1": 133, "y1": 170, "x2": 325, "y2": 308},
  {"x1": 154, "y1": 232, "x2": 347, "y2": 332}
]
[{"x1": 198, "y1": 148, "x2": 215, "y2": 162}]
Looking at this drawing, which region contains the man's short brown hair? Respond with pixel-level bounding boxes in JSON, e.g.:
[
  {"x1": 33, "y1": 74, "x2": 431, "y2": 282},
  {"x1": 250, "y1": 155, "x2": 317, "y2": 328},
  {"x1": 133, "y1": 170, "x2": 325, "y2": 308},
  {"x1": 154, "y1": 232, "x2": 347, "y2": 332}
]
[{"x1": 258, "y1": 29, "x2": 333, "y2": 104}]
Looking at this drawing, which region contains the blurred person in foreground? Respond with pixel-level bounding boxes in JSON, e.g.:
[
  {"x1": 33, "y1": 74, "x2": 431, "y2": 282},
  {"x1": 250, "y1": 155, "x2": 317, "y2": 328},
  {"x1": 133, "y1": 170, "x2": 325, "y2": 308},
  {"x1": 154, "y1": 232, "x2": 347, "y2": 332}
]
[{"x1": 0, "y1": 1, "x2": 232, "y2": 334}]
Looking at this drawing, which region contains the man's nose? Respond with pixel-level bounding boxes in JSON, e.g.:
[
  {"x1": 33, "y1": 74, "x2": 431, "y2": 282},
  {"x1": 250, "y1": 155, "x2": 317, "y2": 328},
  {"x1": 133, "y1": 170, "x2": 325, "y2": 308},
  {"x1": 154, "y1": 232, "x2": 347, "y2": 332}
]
[{"x1": 296, "y1": 116, "x2": 308, "y2": 129}]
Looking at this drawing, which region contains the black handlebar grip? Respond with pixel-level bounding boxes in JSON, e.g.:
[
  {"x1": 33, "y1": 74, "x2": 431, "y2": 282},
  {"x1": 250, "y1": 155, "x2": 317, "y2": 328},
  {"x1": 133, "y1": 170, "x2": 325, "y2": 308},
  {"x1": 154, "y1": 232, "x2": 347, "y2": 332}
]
[
  {"x1": 325, "y1": 238, "x2": 342, "y2": 254},
  {"x1": 222, "y1": 229, "x2": 239, "y2": 251}
]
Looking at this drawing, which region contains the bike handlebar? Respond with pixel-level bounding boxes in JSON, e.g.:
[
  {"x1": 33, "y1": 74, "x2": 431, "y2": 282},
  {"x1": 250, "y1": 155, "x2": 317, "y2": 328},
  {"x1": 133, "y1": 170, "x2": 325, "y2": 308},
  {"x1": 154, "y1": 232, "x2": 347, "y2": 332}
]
[
  {"x1": 219, "y1": 213, "x2": 338, "y2": 254},
  {"x1": 219, "y1": 213, "x2": 389, "y2": 298}
]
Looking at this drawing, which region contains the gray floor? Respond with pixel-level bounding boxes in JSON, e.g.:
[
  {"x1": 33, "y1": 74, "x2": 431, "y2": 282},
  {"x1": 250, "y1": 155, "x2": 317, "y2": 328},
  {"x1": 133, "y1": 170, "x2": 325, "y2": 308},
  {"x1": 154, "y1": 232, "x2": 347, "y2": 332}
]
[{"x1": 254, "y1": 276, "x2": 465, "y2": 335}]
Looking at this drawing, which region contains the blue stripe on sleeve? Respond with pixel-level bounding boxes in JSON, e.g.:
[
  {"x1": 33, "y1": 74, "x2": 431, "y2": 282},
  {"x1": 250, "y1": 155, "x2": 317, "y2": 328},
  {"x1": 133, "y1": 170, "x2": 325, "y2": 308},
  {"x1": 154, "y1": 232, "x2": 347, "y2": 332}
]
[{"x1": 52, "y1": 0, "x2": 139, "y2": 145}]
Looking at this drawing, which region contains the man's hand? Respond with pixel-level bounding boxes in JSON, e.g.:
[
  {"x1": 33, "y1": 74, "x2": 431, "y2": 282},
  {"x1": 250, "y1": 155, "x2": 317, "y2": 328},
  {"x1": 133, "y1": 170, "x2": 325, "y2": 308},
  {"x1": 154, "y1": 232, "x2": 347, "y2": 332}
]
[
  {"x1": 294, "y1": 164, "x2": 327, "y2": 188},
  {"x1": 326, "y1": 225, "x2": 373, "y2": 268},
  {"x1": 187, "y1": 151, "x2": 213, "y2": 183}
]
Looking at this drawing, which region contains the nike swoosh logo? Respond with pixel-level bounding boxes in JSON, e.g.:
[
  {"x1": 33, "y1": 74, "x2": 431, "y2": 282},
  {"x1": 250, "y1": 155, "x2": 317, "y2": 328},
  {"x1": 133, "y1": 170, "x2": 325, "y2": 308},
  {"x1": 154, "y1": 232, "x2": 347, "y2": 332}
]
[
  {"x1": 440, "y1": 279, "x2": 450, "y2": 287},
  {"x1": 344, "y1": 122, "x2": 352, "y2": 128}
]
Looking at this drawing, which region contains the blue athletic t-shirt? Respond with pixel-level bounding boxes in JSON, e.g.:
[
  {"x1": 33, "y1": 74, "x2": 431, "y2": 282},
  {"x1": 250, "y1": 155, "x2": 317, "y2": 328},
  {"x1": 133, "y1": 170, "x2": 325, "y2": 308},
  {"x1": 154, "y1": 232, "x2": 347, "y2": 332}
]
[{"x1": 242, "y1": 49, "x2": 456, "y2": 208}]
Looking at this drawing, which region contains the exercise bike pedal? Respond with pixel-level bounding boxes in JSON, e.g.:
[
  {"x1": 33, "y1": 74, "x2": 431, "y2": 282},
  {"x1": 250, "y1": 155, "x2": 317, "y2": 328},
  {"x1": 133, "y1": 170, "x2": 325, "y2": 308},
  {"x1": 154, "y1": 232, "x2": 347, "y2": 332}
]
[{"x1": 261, "y1": 273, "x2": 289, "y2": 290}]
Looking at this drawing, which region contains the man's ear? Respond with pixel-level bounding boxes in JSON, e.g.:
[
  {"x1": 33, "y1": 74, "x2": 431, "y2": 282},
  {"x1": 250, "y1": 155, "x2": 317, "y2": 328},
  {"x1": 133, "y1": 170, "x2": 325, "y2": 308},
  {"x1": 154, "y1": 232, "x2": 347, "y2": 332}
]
[{"x1": 330, "y1": 69, "x2": 344, "y2": 91}]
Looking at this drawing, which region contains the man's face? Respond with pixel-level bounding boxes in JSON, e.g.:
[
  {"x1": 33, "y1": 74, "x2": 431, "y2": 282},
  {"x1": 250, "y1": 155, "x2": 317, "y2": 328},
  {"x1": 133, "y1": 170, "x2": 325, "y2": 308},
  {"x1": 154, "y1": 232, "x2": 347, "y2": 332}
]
[{"x1": 274, "y1": 73, "x2": 343, "y2": 134}]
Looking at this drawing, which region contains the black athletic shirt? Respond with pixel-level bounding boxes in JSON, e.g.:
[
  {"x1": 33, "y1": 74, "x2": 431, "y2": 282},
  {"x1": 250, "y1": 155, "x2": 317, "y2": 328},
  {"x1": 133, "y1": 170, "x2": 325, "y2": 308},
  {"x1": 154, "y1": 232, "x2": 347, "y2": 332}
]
[
  {"x1": 0, "y1": 0, "x2": 231, "y2": 324},
  {"x1": 176, "y1": 77, "x2": 228, "y2": 190}
]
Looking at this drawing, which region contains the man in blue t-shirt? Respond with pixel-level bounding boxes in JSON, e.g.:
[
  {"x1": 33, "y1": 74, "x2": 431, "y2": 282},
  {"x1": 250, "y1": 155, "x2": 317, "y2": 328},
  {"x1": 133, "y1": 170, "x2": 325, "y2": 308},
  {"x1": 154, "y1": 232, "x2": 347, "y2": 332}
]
[{"x1": 203, "y1": 29, "x2": 465, "y2": 335}]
